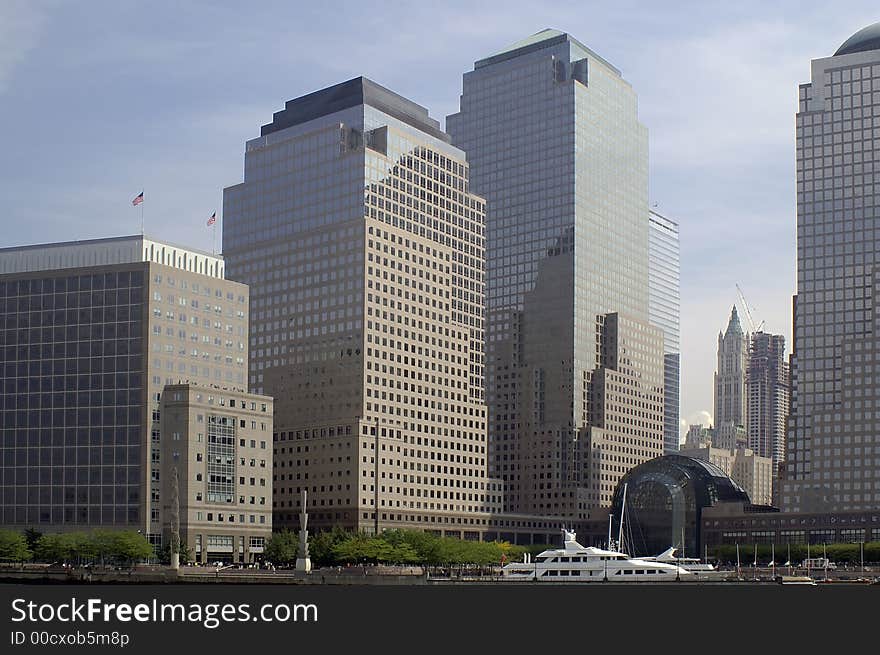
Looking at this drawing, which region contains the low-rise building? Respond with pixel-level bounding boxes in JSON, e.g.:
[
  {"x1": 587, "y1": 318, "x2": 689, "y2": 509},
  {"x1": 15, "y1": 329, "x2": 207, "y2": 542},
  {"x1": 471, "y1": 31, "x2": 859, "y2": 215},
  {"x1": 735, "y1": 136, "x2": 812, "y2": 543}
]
[{"x1": 160, "y1": 383, "x2": 273, "y2": 564}]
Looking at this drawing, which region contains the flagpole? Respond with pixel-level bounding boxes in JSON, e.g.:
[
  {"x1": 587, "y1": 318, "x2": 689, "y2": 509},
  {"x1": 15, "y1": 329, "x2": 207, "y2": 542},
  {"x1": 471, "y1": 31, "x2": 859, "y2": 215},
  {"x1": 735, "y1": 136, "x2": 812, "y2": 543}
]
[{"x1": 140, "y1": 188, "x2": 144, "y2": 236}]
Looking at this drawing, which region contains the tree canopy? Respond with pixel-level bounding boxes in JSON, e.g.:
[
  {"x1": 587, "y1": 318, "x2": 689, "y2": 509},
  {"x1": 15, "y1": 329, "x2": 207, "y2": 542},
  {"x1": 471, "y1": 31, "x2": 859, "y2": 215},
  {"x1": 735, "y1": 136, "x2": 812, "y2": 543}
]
[{"x1": 265, "y1": 527, "x2": 535, "y2": 567}]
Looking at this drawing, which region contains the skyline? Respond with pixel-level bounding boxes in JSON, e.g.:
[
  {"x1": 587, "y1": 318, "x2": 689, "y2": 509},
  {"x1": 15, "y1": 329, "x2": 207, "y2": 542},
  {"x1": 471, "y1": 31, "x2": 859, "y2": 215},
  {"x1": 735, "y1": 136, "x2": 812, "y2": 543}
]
[{"x1": 3, "y1": 1, "x2": 879, "y2": 439}]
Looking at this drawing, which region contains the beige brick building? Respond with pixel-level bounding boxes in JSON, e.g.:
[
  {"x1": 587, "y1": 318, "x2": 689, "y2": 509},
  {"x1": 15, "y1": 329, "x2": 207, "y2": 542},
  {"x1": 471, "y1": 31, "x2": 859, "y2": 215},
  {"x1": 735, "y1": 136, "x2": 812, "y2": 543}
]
[
  {"x1": 160, "y1": 383, "x2": 272, "y2": 563},
  {"x1": 223, "y1": 78, "x2": 499, "y2": 535}
]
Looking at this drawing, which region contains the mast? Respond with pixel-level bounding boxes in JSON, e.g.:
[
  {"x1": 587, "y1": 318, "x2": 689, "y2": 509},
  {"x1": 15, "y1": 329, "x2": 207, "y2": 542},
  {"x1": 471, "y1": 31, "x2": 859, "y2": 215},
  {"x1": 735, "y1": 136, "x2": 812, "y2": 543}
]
[
  {"x1": 823, "y1": 542, "x2": 828, "y2": 580},
  {"x1": 607, "y1": 513, "x2": 613, "y2": 550},
  {"x1": 617, "y1": 483, "x2": 628, "y2": 553}
]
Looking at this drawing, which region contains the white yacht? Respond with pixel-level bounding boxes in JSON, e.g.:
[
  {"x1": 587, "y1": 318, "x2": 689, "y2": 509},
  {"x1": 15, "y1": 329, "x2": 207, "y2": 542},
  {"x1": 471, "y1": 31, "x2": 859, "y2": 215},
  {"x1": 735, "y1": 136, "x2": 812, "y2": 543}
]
[
  {"x1": 640, "y1": 547, "x2": 726, "y2": 580},
  {"x1": 501, "y1": 530, "x2": 692, "y2": 582}
]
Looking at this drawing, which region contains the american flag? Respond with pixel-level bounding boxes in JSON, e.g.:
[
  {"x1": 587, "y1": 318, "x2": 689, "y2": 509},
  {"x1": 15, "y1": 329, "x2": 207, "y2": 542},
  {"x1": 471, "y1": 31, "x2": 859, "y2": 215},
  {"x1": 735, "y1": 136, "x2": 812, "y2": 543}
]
[
  {"x1": 207, "y1": 212, "x2": 216, "y2": 226},
  {"x1": 132, "y1": 191, "x2": 144, "y2": 206}
]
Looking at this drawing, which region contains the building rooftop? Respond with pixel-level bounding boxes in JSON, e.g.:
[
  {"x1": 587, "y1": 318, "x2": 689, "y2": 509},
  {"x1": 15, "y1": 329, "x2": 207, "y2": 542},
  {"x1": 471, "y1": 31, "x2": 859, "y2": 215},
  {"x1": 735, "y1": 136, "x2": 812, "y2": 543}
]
[
  {"x1": 0, "y1": 234, "x2": 227, "y2": 278},
  {"x1": 474, "y1": 28, "x2": 620, "y2": 75},
  {"x1": 834, "y1": 21, "x2": 880, "y2": 56},
  {"x1": 0, "y1": 234, "x2": 217, "y2": 259},
  {"x1": 260, "y1": 76, "x2": 449, "y2": 142}
]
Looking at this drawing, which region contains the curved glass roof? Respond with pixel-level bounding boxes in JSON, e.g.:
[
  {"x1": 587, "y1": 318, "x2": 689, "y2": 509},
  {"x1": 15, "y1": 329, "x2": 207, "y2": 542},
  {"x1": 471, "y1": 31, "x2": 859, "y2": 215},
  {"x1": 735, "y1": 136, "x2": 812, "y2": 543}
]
[{"x1": 834, "y1": 22, "x2": 880, "y2": 56}]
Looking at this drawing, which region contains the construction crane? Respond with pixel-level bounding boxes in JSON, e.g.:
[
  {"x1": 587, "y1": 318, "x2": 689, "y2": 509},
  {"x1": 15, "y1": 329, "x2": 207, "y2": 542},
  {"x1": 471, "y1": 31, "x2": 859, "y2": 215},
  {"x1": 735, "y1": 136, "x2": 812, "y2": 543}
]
[{"x1": 735, "y1": 283, "x2": 765, "y2": 333}]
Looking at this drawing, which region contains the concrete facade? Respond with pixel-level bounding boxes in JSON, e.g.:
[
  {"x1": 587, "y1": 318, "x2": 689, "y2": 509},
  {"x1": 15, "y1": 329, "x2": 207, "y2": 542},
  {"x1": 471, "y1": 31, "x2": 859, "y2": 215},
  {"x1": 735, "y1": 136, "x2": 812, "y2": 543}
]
[{"x1": 160, "y1": 383, "x2": 272, "y2": 563}]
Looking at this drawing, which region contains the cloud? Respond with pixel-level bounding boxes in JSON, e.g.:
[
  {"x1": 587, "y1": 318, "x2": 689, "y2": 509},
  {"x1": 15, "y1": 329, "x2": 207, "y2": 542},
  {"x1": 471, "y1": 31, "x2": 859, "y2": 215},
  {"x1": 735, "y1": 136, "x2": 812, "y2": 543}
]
[
  {"x1": 680, "y1": 410, "x2": 714, "y2": 442},
  {"x1": 0, "y1": 1, "x2": 46, "y2": 93}
]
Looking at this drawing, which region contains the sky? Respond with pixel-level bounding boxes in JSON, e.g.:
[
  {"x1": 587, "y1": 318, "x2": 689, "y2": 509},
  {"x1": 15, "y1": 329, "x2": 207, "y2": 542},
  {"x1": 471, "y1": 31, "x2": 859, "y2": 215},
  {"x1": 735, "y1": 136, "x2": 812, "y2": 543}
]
[{"x1": 1, "y1": 0, "x2": 878, "y2": 441}]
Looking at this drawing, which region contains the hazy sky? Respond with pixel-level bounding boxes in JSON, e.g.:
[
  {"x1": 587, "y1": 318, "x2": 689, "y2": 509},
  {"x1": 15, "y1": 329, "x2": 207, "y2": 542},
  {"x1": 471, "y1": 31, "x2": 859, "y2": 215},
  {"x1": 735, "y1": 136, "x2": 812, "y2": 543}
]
[{"x1": 2, "y1": 1, "x2": 878, "y2": 440}]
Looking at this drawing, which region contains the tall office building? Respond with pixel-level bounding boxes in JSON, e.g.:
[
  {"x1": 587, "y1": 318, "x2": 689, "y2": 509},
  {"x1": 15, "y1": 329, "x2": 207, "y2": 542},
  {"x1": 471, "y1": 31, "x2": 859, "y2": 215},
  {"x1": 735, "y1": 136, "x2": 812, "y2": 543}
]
[
  {"x1": 713, "y1": 305, "x2": 748, "y2": 449},
  {"x1": 0, "y1": 236, "x2": 249, "y2": 544},
  {"x1": 746, "y1": 332, "x2": 789, "y2": 478},
  {"x1": 447, "y1": 29, "x2": 663, "y2": 518},
  {"x1": 784, "y1": 23, "x2": 880, "y2": 512},
  {"x1": 648, "y1": 210, "x2": 681, "y2": 453},
  {"x1": 222, "y1": 77, "x2": 497, "y2": 535}
]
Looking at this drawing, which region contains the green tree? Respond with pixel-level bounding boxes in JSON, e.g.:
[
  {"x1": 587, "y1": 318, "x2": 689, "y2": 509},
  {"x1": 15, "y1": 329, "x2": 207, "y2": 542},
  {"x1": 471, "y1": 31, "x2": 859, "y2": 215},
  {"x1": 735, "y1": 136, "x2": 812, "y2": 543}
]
[
  {"x1": 264, "y1": 529, "x2": 298, "y2": 565},
  {"x1": 309, "y1": 526, "x2": 351, "y2": 566},
  {"x1": 380, "y1": 529, "x2": 442, "y2": 564},
  {"x1": 91, "y1": 530, "x2": 118, "y2": 565},
  {"x1": 34, "y1": 533, "x2": 76, "y2": 563},
  {"x1": 23, "y1": 528, "x2": 42, "y2": 554},
  {"x1": 332, "y1": 533, "x2": 376, "y2": 564},
  {"x1": 110, "y1": 531, "x2": 154, "y2": 565},
  {"x1": 158, "y1": 540, "x2": 193, "y2": 565},
  {"x1": 67, "y1": 532, "x2": 98, "y2": 564},
  {"x1": 0, "y1": 530, "x2": 32, "y2": 562}
]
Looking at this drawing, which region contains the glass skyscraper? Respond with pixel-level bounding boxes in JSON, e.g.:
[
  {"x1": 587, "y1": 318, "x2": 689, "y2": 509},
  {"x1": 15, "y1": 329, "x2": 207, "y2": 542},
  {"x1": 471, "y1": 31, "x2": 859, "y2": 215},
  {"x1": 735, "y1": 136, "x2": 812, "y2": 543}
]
[
  {"x1": 785, "y1": 22, "x2": 880, "y2": 512},
  {"x1": 222, "y1": 77, "x2": 499, "y2": 534},
  {"x1": 648, "y1": 210, "x2": 681, "y2": 454},
  {"x1": 448, "y1": 30, "x2": 663, "y2": 518}
]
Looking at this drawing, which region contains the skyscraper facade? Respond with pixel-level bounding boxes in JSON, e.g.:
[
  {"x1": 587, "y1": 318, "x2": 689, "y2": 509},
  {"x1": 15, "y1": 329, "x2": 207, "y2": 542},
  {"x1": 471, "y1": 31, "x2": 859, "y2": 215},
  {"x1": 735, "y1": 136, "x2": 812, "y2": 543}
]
[
  {"x1": 746, "y1": 332, "x2": 789, "y2": 478},
  {"x1": 785, "y1": 23, "x2": 880, "y2": 512},
  {"x1": 714, "y1": 306, "x2": 748, "y2": 449},
  {"x1": 0, "y1": 236, "x2": 248, "y2": 542},
  {"x1": 648, "y1": 210, "x2": 681, "y2": 453},
  {"x1": 447, "y1": 30, "x2": 662, "y2": 518},
  {"x1": 222, "y1": 77, "x2": 497, "y2": 534}
]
